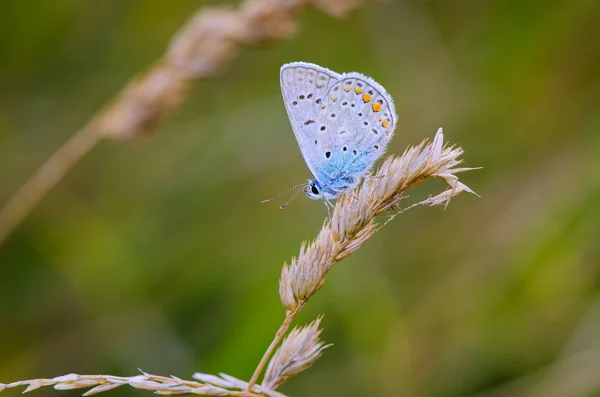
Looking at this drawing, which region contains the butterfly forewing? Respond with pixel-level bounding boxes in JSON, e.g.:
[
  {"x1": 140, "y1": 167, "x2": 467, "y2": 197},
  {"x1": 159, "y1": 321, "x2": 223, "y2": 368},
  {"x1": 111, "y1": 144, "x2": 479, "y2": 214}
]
[{"x1": 280, "y1": 62, "x2": 341, "y2": 180}]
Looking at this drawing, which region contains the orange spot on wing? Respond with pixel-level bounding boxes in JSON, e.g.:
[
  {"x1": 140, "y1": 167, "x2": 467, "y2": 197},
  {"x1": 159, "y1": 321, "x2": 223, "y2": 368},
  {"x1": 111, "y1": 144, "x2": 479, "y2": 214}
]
[
  {"x1": 372, "y1": 103, "x2": 382, "y2": 112},
  {"x1": 344, "y1": 86, "x2": 351, "y2": 92},
  {"x1": 355, "y1": 88, "x2": 363, "y2": 94},
  {"x1": 382, "y1": 120, "x2": 390, "y2": 128},
  {"x1": 362, "y1": 93, "x2": 372, "y2": 103}
]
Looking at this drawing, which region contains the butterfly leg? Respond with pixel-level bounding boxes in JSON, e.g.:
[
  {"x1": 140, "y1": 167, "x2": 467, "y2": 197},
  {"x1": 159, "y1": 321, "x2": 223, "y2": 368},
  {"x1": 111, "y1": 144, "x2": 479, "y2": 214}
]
[
  {"x1": 323, "y1": 199, "x2": 335, "y2": 218},
  {"x1": 328, "y1": 199, "x2": 343, "y2": 220},
  {"x1": 364, "y1": 174, "x2": 385, "y2": 180}
]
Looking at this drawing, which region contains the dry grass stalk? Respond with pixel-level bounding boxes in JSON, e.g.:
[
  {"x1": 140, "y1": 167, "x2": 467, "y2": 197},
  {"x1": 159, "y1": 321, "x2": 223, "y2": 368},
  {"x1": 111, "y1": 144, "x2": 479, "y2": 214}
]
[
  {"x1": 247, "y1": 128, "x2": 476, "y2": 391},
  {"x1": 279, "y1": 127, "x2": 475, "y2": 311},
  {"x1": 263, "y1": 318, "x2": 330, "y2": 390},
  {"x1": 0, "y1": 319, "x2": 329, "y2": 396},
  {"x1": 0, "y1": 0, "x2": 369, "y2": 245},
  {"x1": 0, "y1": 371, "x2": 287, "y2": 397}
]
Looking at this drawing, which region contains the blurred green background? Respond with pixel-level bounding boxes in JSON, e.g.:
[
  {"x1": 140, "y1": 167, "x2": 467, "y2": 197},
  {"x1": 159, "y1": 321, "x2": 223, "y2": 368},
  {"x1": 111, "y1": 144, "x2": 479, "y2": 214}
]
[{"x1": 1, "y1": 1, "x2": 600, "y2": 396}]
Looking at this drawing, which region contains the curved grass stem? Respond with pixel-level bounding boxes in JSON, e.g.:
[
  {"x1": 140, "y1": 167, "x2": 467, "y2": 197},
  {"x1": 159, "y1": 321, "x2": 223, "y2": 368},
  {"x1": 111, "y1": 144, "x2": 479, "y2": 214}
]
[{"x1": 0, "y1": 122, "x2": 103, "y2": 244}]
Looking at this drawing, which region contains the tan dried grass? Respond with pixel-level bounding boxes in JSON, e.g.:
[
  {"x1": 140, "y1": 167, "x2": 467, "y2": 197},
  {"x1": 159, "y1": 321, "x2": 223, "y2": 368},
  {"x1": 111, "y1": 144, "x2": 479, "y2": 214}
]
[
  {"x1": 0, "y1": 128, "x2": 476, "y2": 397},
  {"x1": 0, "y1": 371, "x2": 285, "y2": 397},
  {"x1": 246, "y1": 127, "x2": 476, "y2": 391}
]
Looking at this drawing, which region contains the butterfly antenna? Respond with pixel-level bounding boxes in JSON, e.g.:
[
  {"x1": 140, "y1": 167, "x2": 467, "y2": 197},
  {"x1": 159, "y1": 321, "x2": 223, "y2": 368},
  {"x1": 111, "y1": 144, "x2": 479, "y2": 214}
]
[
  {"x1": 278, "y1": 188, "x2": 304, "y2": 211},
  {"x1": 261, "y1": 183, "x2": 306, "y2": 204}
]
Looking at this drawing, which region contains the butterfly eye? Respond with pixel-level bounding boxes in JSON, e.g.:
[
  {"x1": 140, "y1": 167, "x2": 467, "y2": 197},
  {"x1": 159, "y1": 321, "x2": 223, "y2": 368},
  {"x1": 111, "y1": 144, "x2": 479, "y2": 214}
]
[{"x1": 311, "y1": 185, "x2": 319, "y2": 195}]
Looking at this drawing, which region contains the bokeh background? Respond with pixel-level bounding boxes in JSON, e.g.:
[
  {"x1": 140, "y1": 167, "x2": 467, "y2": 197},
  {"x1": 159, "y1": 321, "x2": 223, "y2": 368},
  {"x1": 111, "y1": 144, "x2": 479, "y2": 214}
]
[{"x1": 1, "y1": 1, "x2": 600, "y2": 396}]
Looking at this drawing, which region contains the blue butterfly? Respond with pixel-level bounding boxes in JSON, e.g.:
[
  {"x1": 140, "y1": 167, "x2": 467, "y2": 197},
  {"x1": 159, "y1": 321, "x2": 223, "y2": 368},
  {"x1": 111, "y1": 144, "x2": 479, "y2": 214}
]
[{"x1": 263, "y1": 62, "x2": 397, "y2": 212}]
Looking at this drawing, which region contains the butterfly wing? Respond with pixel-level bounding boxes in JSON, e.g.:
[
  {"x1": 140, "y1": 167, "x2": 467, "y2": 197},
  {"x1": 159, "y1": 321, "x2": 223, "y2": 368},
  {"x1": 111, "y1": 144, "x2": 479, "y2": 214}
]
[
  {"x1": 313, "y1": 72, "x2": 397, "y2": 189},
  {"x1": 280, "y1": 62, "x2": 341, "y2": 181}
]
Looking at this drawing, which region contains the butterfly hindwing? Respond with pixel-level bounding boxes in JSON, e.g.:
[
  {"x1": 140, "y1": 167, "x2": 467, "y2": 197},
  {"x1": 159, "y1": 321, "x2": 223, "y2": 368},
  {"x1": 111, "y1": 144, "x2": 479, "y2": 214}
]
[{"x1": 315, "y1": 73, "x2": 397, "y2": 184}]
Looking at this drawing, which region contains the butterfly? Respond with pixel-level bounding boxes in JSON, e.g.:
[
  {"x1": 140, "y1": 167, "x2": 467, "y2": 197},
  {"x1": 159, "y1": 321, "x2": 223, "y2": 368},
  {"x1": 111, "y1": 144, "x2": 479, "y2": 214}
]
[{"x1": 263, "y1": 62, "x2": 397, "y2": 212}]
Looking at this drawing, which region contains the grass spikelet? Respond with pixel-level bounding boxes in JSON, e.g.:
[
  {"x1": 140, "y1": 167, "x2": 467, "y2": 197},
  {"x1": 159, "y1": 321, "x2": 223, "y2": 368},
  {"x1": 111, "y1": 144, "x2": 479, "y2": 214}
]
[{"x1": 263, "y1": 318, "x2": 330, "y2": 390}]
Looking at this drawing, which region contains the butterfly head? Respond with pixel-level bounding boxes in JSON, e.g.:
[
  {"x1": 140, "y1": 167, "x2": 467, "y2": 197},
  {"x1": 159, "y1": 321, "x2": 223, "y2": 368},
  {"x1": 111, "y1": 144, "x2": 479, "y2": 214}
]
[
  {"x1": 305, "y1": 179, "x2": 322, "y2": 200},
  {"x1": 261, "y1": 179, "x2": 338, "y2": 211},
  {"x1": 306, "y1": 179, "x2": 337, "y2": 200}
]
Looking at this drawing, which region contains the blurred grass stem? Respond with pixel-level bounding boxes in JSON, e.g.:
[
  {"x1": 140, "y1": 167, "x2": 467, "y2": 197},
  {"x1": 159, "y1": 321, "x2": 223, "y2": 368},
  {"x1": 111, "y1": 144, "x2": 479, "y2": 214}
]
[
  {"x1": 0, "y1": 122, "x2": 102, "y2": 243},
  {"x1": 0, "y1": 0, "x2": 367, "y2": 245}
]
